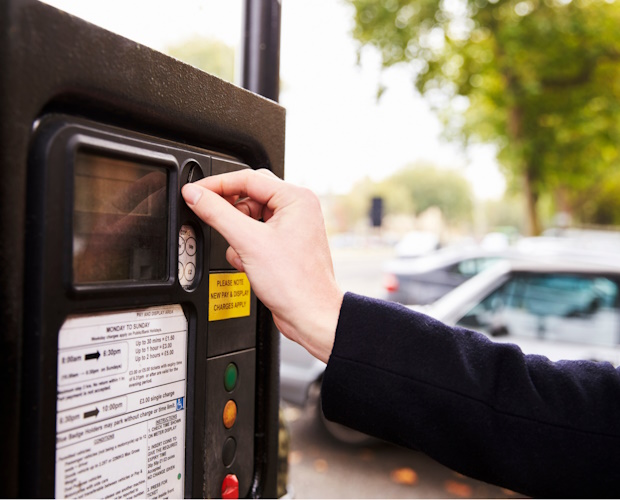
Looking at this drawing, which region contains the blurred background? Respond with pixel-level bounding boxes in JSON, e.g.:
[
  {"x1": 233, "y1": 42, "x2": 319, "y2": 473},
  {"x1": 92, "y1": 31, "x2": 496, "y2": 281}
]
[{"x1": 41, "y1": 0, "x2": 620, "y2": 497}]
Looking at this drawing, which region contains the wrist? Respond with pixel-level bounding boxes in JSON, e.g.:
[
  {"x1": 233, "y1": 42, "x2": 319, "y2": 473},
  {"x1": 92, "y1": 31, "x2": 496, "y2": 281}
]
[
  {"x1": 275, "y1": 283, "x2": 344, "y2": 364},
  {"x1": 294, "y1": 282, "x2": 344, "y2": 364}
]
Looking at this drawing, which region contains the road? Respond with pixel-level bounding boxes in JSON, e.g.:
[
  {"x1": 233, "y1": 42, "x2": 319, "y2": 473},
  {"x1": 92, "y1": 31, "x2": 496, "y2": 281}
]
[
  {"x1": 331, "y1": 245, "x2": 394, "y2": 299},
  {"x1": 281, "y1": 245, "x2": 525, "y2": 498},
  {"x1": 282, "y1": 401, "x2": 524, "y2": 499}
]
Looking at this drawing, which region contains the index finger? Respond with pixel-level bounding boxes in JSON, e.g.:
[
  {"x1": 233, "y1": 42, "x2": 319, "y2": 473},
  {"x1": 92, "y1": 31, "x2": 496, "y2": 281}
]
[{"x1": 192, "y1": 169, "x2": 284, "y2": 209}]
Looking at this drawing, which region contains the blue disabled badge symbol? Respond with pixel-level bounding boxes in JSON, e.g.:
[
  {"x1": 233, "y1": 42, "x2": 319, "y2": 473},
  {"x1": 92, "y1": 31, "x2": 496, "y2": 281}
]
[{"x1": 176, "y1": 397, "x2": 184, "y2": 411}]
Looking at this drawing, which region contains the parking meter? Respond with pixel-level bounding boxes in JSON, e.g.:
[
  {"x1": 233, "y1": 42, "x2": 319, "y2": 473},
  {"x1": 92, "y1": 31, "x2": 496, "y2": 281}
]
[{"x1": 0, "y1": 1, "x2": 284, "y2": 498}]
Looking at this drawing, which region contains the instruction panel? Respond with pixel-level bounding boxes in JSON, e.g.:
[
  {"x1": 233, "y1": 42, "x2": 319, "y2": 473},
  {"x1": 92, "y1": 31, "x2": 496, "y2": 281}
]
[{"x1": 55, "y1": 305, "x2": 188, "y2": 499}]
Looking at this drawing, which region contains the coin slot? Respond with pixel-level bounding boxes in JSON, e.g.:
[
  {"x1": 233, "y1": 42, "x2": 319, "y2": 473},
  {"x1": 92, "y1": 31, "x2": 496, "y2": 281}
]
[
  {"x1": 187, "y1": 163, "x2": 197, "y2": 183},
  {"x1": 181, "y1": 160, "x2": 204, "y2": 186}
]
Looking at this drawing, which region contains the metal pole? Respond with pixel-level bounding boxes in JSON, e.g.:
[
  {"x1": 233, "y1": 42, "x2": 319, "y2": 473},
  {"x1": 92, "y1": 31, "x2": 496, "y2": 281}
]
[{"x1": 242, "y1": 0, "x2": 281, "y2": 102}]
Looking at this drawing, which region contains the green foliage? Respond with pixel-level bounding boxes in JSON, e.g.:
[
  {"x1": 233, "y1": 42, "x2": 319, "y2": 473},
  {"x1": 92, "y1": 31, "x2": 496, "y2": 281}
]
[
  {"x1": 343, "y1": 163, "x2": 474, "y2": 226},
  {"x1": 386, "y1": 164, "x2": 474, "y2": 222},
  {"x1": 483, "y1": 194, "x2": 527, "y2": 233},
  {"x1": 574, "y1": 170, "x2": 620, "y2": 225},
  {"x1": 348, "y1": 0, "x2": 620, "y2": 233},
  {"x1": 165, "y1": 36, "x2": 235, "y2": 83}
]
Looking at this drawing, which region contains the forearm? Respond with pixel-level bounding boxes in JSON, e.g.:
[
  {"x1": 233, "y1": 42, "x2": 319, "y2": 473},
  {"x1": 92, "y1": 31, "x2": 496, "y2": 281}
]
[{"x1": 322, "y1": 293, "x2": 620, "y2": 497}]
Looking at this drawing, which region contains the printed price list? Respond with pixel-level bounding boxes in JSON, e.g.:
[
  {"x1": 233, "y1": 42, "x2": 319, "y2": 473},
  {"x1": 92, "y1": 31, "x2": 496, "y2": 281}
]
[{"x1": 55, "y1": 305, "x2": 187, "y2": 499}]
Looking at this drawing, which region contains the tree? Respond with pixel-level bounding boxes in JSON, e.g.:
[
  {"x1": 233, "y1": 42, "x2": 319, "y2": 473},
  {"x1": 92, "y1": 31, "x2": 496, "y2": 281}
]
[
  {"x1": 348, "y1": 0, "x2": 620, "y2": 234},
  {"x1": 385, "y1": 164, "x2": 473, "y2": 224},
  {"x1": 340, "y1": 163, "x2": 473, "y2": 228},
  {"x1": 166, "y1": 36, "x2": 235, "y2": 83}
]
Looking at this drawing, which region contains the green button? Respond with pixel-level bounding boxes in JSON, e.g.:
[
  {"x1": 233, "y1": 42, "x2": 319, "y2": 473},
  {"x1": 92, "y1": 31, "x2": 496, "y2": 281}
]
[{"x1": 224, "y1": 363, "x2": 238, "y2": 392}]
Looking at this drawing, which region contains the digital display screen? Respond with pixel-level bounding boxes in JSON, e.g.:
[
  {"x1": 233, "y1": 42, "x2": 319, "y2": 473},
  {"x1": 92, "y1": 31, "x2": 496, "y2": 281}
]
[{"x1": 73, "y1": 152, "x2": 168, "y2": 283}]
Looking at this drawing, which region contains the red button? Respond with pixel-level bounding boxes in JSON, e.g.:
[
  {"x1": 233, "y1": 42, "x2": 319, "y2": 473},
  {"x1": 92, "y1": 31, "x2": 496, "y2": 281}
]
[{"x1": 221, "y1": 474, "x2": 239, "y2": 499}]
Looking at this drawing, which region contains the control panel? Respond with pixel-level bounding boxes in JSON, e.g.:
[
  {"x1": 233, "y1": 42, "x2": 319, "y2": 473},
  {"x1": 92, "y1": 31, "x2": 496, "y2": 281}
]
[{"x1": 20, "y1": 115, "x2": 261, "y2": 498}]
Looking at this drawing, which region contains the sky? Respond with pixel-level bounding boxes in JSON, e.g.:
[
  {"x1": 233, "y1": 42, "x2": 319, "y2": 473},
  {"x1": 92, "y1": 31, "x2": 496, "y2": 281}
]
[{"x1": 40, "y1": 0, "x2": 505, "y2": 200}]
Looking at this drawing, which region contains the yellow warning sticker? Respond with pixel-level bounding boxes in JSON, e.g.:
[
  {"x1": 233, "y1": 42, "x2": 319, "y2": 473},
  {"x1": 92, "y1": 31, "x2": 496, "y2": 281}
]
[{"x1": 209, "y1": 272, "x2": 251, "y2": 321}]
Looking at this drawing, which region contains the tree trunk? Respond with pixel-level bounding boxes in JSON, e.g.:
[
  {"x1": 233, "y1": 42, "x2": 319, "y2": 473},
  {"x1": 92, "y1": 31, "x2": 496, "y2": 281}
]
[
  {"x1": 523, "y1": 169, "x2": 542, "y2": 236},
  {"x1": 506, "y1": 103, "x2": 542, "y2": 235},
  {"x1": 554, "y1": 187, "x2": 573, "y2": 228}
]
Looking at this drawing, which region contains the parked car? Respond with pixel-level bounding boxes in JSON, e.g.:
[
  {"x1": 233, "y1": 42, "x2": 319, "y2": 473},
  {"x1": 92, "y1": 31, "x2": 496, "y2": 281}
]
[
  {"x1": 281, "y1": 257, "x2": 620, "y2": 444},
  {"x1": 420, "y1": 258, "x2": 620, "y2": 365},
  {"x1": 383, "y1": 238, "x2": 620, "y2": 306},
  {"x1": 383, "y1": 245, "x2": 520, "y2": 305}
]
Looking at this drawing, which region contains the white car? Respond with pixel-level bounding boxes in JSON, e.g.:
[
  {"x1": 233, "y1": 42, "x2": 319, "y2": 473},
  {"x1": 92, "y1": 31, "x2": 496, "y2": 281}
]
[{"x1": 422, "y1": 258, "x2": 620, "y2": 366}]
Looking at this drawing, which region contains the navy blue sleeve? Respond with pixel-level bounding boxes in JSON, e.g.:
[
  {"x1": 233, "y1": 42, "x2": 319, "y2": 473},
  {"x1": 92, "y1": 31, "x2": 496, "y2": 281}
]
[{"x1": 321, "y1": 292, "x2": 620, "y2": 498}]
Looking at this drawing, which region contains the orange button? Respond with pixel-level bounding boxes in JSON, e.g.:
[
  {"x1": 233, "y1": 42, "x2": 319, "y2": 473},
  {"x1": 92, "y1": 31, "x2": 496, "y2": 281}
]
[{"x1": 223, "y1": 400, "x2": 237, "y2": 429}]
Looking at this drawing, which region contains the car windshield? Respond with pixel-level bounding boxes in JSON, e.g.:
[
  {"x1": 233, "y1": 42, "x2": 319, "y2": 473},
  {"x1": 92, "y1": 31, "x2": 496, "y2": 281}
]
[{"x1": 457, "y1": 272, "x2": 620, "y2": 347}]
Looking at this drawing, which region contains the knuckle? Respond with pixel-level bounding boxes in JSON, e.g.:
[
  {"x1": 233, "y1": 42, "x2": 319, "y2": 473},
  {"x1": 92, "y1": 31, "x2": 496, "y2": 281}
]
[
  {"x1": 298, "y1": 186, "x2": 321, "y2": 208},
  {"x1": 256, "y1": 168, "x2": 277, "y2": 178}
]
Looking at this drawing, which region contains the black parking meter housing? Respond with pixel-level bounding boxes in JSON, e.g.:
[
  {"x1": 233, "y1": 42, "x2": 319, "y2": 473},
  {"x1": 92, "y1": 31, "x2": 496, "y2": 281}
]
[{"x1": 0, "y1": 1, "x2": 284, "y2": 498}]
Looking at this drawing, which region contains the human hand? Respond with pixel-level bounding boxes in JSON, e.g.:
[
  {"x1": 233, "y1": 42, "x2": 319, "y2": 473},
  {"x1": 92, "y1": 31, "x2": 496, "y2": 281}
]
[{"x1": 182, "y1": 169, "x2": 343, "y2": 363}]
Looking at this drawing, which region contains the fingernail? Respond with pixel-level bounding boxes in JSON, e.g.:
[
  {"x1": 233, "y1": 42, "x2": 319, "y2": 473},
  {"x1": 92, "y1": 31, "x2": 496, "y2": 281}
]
[{"x1": 182, "y1": 184, "x2": 203, "y2": 205}]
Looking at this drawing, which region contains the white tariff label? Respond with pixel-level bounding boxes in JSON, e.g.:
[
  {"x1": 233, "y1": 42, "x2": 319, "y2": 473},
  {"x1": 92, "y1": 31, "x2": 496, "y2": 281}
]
[{"x1": 55, "y1": 305, "x2": 187, "y2": 499}]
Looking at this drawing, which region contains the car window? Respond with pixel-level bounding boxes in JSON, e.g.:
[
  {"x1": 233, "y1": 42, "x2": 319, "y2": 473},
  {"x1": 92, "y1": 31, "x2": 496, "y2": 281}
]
[
  {"x1": 453, "y1": 257, "x2": 502, "y2": 277},
  {"x1": 457, "y1": 273, "x2": 620, "y2": 347}
]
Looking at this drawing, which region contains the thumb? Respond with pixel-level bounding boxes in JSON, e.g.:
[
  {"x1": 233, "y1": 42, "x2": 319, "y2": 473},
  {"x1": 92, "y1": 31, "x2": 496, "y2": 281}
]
[{"x1": 182, "y1": 183, "x2": 260, "y2": 252}]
